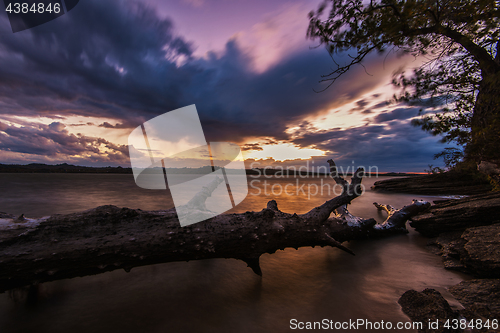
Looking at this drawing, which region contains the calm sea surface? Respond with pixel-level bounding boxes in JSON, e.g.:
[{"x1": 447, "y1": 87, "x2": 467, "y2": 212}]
[{"x1": 0, "y1": 173, "x2": 468, "y2": 332}]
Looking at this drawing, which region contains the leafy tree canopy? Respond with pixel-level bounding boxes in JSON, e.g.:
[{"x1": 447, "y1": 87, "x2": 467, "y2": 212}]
[{"x1": 308, "y1": 0, "x2": 500, "y2": 166}]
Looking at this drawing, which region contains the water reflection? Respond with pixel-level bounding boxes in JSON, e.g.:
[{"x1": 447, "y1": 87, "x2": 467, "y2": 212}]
[{"x1": 0, "y1": 174, "x2": 468, "y2": 333}]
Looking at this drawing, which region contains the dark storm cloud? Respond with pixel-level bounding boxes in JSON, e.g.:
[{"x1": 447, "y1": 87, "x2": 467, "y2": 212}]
[
  {"x1": 373, "y1": 108, "x2": 419, "y2": 123},
  {"x1": 372, "y1": 101, "x2": 389, "y2": 109},
  {"x1": 0, "y1": 0, "x2": 404, "y2": 142},
  {"x1": 0, "y1": 0, "x2": 193, "y2": 123},
  {"x1": 346, "y1": 96, "x2": 392, "y2": 115},
  {"x1": 190, "y1": 41, "x2": 404, "y2": 143},
  {"x1": 69, "y1": 122, "x2": 95, "y2": 127},
  {"x1": 0, "y1": 0, "x2": 446, "y2": 170},
  {"x1": 348, "y1": 98, "x2": 369, "y2": 113},
  {"x1": 292, "y1": 125, "x2": 386, "y2": 147},
  {"x1": 241, "y1": 143, "x2": 264, "y2": 151},
  {"x1": 407, "y1": 97, "x2": 448, "y2": 108},
  {"x1": 288, "y1": 120, "x2": 444, "y2": 172},
  {"x1": 98, "y1": 122, "x2": 133, "y2": 129},
  {"x1": 0, "y1": 121, "x2": 128, "y2": 163}
]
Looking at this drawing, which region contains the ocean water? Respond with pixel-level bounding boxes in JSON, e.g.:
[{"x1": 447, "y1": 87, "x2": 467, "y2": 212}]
[{"x1": 0, "y1": 173, "x2": 469, "y2": 332}]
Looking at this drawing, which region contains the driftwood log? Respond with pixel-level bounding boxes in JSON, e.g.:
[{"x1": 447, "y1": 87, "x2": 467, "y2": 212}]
[{"x1": 0, "y1": 159, "x2": 430, "y2": 293}]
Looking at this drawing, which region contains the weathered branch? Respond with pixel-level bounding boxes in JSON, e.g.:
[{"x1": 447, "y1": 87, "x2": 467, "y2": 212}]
[
  {"x1": 0, "y1": 160, "x2": 430, "y2": 292},
  {"x1": 438, "y1": 25, "x2": 500, "y2": 75},
  {"x1": 374, "y1": 200, "x2": 432, "y2": 233},
  {"x1": 328, "y1": 159, "x2": 365, "y2": 226}
]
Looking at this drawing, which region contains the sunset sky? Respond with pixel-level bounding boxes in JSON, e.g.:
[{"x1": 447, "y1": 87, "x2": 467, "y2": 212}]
[{"x1": 0, "y1": 0, "x2": 451, "y2": 172}]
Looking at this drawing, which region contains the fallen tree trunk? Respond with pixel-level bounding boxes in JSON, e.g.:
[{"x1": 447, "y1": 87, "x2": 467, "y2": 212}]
[{"x1": 0, "y1": 160, "x2": 430, "y2": 293}]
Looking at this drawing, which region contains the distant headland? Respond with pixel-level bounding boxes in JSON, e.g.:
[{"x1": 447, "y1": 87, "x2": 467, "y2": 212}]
[{"x1": 0, "y1": 163, "x2": 420, "y2": 176}]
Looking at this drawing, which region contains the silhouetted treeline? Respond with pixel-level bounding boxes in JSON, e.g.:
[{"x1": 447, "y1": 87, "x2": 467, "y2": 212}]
[
  {"x1": 0, "y1": 163, "x2": 132, "y2": 173},
  {"x1": 0, "y1": 163, "x2": 417, "y2": 176}
]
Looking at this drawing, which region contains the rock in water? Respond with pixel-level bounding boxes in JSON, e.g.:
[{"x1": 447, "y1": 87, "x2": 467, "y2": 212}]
[
  {"x1": 372, "y1": 172, "x2": 492, "y2": 195},
  {"x1": 400, "y1": 285, "x2": 500, "y2": 333},
  {"x1": 459, "y1": 225, "x2": 500, "y2": 278},
  {"x1": 398, "y1": 289, "x2": 461, "y2": 333},
  {"x1": 449, "y1": 279, "x2": 500, "y2": 326},
  {"x1": 410, "y1": 191, "x2": 500, "y2": 237}
]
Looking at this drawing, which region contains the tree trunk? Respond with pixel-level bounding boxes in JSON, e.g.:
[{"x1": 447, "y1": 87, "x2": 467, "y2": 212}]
[
  {"x1": 0, "y1": 160, "x2": 430, "y2": 293},
  {"x1": 467, "y1": 71, "x2": 500, "y2": 162}
]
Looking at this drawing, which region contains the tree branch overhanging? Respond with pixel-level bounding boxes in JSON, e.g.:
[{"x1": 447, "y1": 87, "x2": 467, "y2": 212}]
[
  {"x1": 308, "y1": 0, "x2": 500, "y2": 162},
  {"x1": 0, "y1": 159, "x2": 430, "y2": 292}
]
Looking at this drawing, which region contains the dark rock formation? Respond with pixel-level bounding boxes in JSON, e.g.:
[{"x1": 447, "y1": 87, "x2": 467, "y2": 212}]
[
  {"x1": 400, "y1": 189, "x2": 500, "y2": 331},
  {"x1": 413, "y1": 192, "x2": 500, "y2": 277},
  {"x1": 449, "y1": 279, "x2": 500, "y2": 325},
  {"x1": 410, "y1": 191, "x2": 500, "y2": 237},
  {"x1": 459, "y1": 226, "x2": 500, "y2": 278},
  {"x1": 400, "y1": 283, "x2": 500, "y2": 333},
  {"x1": 428, "y1": 224, "x2": 500, "y2": 278},
  {"x1": 398, "y1": 289, "x2": 461, "y2": 333},
  {"x1": 372, "y1": 172, "x2": 492, "y2": 195},
  {"x1": 427, "y1": 231, "x2": 468, "y2": 271}
]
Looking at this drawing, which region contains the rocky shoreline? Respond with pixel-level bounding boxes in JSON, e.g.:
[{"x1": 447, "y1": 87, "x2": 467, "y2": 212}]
[
  {"x1": 372, "y1": 172, "x2": 492, "y2": 195},
  {"x1": 379, "y1": 175, "x2": 500, "y2": 332}
]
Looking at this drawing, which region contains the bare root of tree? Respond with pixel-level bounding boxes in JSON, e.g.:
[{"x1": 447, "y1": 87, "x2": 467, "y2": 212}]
[{"x1": 0, "y1": 160, "x2": 430, "y2": 293}]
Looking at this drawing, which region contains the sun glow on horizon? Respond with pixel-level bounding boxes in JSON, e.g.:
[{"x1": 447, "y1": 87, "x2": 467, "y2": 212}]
[{"x1": 244, "y1": 142, "x2": 325, "y2": 161}]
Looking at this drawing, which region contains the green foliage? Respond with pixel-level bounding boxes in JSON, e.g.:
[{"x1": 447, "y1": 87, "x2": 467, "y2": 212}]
[
  {"x1": 424, "y1": 164, "x2": 445, "y2": 174},
  {"x1": 450, "y1": 158, "x2": 482, "y2": 175},
  {"x1": 433, "y1": 147, "x2": 464, "y2": 168},
  {"x1": 308, "y1": 0, "x2": 500, "y2": 161}
]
